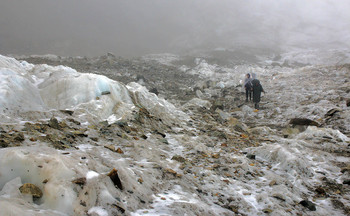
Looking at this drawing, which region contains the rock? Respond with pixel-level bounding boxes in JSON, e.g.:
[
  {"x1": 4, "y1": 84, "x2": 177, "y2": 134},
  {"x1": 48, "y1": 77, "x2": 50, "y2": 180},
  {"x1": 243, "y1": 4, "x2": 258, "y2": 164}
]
[
  {"x1": 116, "y1": 148, "x2": 124, "y2": 154},
  {"x1": 211, "y1": 100, "x2": 224, "y2": 111},
  {"x1": 269, "y1": 180, "x2": 277, "y2": 186},
  {"x1": 107, "y1": 168, "x2": 123, "y2": 190},
  {"x1": 343, "y1": 179, "x2": 350, "y2": 185},
  {"x1": 299, "y1": 200, "x2": 316, "y2": 211},
  {"x1": 262, "y1": 208, "x2": 273, "y2": 213},
  {"x1": 282, "y1": 127, "x2": 300, "y2": 138},
  {"x1": 67, "y1": 118, "x2": 80, "y2": 125},
  {"x1": 60, "y1": 109, "x2": 74, "y2": 115},
  {"x1": 71, "y1": 130, "x2": 87, "y2": 137},
  {"x1": 172, "y1": 155, "x2": 186, "y2": 163},
  {"x1": 325, "y1": 108, "x2": 341, "y2": 117},
  {"x1": 149, "y1": 87, "x2": 159, "y2": 95},
  {"x1": 346, "y1": 99, "x2": 350, "y2": 107},
  {"x1": 340, "y1": 165, "x2": 350, "y2": 173},
  {"x1": 19, "y1": 183, "x2": 43, "y2": 199},
  {"x1": 246, "y1": 154, "x2": 255, "y2": 160},
  {"x1": 163, "y1": 168, "x2": 181, "y2": 178},
  {"x1": 72, "y1": 177, "x2": 86, "y2": 186},
  {"x1": 289, "y1": 118, "x2": 320, "y2": 127},
  {"x1": 160, "y1": 138, "x2": 169, "y2": 145},
  {"x1": 90, "y1": 137, "x2": 98, "y2": 142},
  {"x1": 0, "y1": 138, "x2": 10, "y2": 147},
  {"x1": 272, "y1": 193, "x2": 286, "y2": 201},
  {"x1": 104, "y1": 145, "x2": 116, "y2": 152},
  {"x1": 49, "y1": 117, "x2": 60, "y2": 129},
  {"x1": 315, "y1": 186, "x2": 326, "y2": 195},
  {"x1": 101, "y1": 91, "x2": 111, "y2": 95},
  {"x1": 111, "y1": 204, "x2": 126, "y2": 213}
]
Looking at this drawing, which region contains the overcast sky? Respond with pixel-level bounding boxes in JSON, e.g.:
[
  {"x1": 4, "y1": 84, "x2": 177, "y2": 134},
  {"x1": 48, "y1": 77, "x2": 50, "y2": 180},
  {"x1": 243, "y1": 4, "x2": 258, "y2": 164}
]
[{"x1": 0, "y1": 0, "x2": 349, "y2": 57}]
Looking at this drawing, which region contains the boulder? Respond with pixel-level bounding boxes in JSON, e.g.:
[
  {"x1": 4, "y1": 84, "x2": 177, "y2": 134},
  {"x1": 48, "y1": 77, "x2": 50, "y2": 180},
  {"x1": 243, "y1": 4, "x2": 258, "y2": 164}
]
[
  {"x1": 289, "y1": 118, "x2": 320, "y2": 127},
  {"x1": 49, "y1": 117, "x2": 60, "y2": 129},
  {"x1": 299, "y1": 200, "x2": 316, "y2": 211},
  {"x1": 19, "y1": 183, "x2": 43, "y2": 199},
  {"x1": 107, "y1": 168, "x2": 123, "y2": 190}
]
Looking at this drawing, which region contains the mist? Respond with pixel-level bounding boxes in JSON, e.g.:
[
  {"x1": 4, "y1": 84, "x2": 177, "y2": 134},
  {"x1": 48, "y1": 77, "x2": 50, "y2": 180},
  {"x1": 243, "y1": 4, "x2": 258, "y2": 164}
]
[{"x1": 0, "y1": 0, "x2": 349, "y2": 57}]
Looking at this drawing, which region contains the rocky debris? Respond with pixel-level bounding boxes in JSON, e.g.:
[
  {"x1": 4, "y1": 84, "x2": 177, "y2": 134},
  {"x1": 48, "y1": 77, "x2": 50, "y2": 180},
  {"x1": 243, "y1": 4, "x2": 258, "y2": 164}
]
[
  {"x1": 107, "y1": 168, "x2": 123, "y2": 190},
  {"x1": 19, "y1": 183, "x2": 43, "y2": 199},
  {"x1": 0, "y1": 129, "x2": 25, "y2": 147},
  {"x1": 289, "y1": 118, "x2": 320, "y2": 127},
  {"x1": 10, "y1": 54, "x2": 350, "y2": 215},
  {"x1": 299, "y1": 200, "x2": 316, "y2": 211}
]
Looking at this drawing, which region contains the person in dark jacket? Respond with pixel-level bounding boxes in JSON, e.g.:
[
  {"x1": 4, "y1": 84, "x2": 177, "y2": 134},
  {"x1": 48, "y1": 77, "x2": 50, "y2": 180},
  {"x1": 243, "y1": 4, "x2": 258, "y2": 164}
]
[
  {"x1": 251, "y1": 79, "x2": 264, "y2": 109},
  {"x1": 244, "y1": 73, "x2": 252, "y2": 102}
]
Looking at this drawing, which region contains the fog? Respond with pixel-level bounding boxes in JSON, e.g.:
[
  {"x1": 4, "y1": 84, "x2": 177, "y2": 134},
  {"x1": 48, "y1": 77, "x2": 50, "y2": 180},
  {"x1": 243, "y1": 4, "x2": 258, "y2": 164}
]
[{"x1": 0, "y1": 0, "x2": 349, "y2": 57}]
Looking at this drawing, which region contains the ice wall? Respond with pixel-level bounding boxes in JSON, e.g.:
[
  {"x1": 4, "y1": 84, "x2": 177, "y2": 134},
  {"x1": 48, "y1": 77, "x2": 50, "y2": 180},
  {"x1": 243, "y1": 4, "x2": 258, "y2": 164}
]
[{"x1": 0, "y1": 55, "x2": 134, "y2": 121}]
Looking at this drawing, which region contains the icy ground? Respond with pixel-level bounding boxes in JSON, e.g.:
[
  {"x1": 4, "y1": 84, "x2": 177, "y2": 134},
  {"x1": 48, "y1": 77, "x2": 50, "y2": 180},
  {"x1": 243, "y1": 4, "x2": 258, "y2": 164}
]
[{"x1": 1, "y1": 50, "x2": 350, "y2": 215}]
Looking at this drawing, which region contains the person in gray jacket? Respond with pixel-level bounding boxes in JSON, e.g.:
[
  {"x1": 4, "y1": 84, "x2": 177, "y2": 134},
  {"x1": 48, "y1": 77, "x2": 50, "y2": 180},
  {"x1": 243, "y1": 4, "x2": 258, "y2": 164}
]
[{"x1": 244, "y1": 73, "x2": 252, "y2": 102}]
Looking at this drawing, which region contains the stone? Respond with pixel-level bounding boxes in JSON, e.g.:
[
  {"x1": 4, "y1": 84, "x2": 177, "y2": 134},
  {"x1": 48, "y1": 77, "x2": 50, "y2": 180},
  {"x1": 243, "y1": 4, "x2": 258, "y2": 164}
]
[
  {"x1": 149, "y1": 87, "x2": 159, "y2": 95},
  {"x1": 19, "y1": 183, "x2": 43, "y2": 199},
  {"x1": 343, "y1": 179, "x2": 350, "y2": 185},
  {"x1": 282, "y1": 127, "x2": 300, "y2": 138},
  {"x1": 107, "y1": 168, "x2": 123, "y2": 190},
  {"x1": 104, "y1": 145, "x2": 116, "y2": 152},
  {"x1": 172, "y1": 155, "x2": 186, "y2": 163},
  {"x1": 289, "y1": 118, "x2": 320, "y2": 127},
  {"x1": 346, "y1": 99, "x2": 350, "y2": 107},
  {"x1": 0, "y1": 138, "x2": 10, "y2": 147},
  {"x1": 111, "y1": 204, "x2": 125, "y2": 213},
  {"x1": 72, "y1": 177, "x2": 86, "y2": 186},
  {"x1": 269, "y1": 180, "x2": 277, "y2": 186},
  {"x1": 60, "y1": 110, "x2": 74, "y2": 115},
  {"x1": 246, "y1": 154, "x2": 255, "y2": 160},
  {"x1": 116, "y1": 148, "x2": 124, "y2": 154},
  {"x1": 272, "y1": 193, "x2": 285, "y2": 201},
  {"x1": 49, "y1": 117, "x2": 60, "y2": 129},
  {"x1": 160, "y1": 138, "x2": 169, "y2": 145},
  {"x1": 101, "y1": 91, "x2": 111, "y2": 95},
  {"x1": 325, "y1": 108, "x2": 341, "y2": 117},
  {"x1": 13, "y1": 132, "x2": 25, "y2": 142},
  {"x1": 262, "y1": 208, "x2": 273, "y2": 213},
  {"x1": 340, "y1": 165, "x2": 350, "y2": 173},
  {"x1": 299, "y1": 200, "x2": 316, "y2": 211}
]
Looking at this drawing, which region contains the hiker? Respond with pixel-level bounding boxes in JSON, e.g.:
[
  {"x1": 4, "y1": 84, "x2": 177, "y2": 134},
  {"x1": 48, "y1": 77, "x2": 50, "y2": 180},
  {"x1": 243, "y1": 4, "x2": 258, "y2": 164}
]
[
  {"x1": 251, "y1": 79, "x2": 265, "y2": 109},
  {"x1": 244, "y1": 73, "x2": 252, "y2": 102}
]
